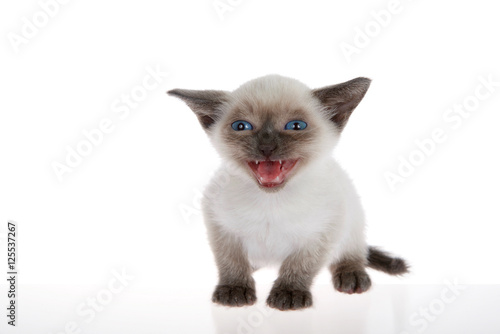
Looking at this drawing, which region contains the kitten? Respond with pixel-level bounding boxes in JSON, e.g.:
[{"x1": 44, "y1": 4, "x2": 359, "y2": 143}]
[{"x1": 168, "y1": 75, "x2": 408, "y2": 311}]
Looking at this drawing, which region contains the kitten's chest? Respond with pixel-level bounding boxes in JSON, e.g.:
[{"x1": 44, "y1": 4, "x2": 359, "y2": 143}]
[{"x1": 212, "y1": 181, "x2": 340, "y2": 264}]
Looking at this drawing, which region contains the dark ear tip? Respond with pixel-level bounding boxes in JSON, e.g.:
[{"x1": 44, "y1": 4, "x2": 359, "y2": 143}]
[
  {"x1": 354, "y1": 77, "x2": 372, "y2": 86},
  {"x1": 166, "y1": 89, "x2": 179, "y2": 96}
]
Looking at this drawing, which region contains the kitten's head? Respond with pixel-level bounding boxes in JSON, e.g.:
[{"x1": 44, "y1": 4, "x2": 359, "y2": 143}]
[{"x1": 168, "y1": 75, "x2": 370, "y2": 191}]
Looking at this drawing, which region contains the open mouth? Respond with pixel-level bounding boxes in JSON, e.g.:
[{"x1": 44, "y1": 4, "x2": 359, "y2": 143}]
[{"x1": 247, "y1": 159, "x2": 298, "y2": 188}]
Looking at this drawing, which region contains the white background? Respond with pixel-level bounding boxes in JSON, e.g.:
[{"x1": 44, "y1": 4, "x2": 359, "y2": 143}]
[{"x1": 1, "y1": 0, "x2": 499, "y2": 333}]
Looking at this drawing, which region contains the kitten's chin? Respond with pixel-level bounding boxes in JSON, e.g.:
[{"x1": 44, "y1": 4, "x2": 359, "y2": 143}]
[{"x1": 247, "y1": 159, "x2": 299, "y2": 190}]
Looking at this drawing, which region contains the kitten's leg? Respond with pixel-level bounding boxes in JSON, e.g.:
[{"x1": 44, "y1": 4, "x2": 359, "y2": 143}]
[
  {"x1": 267, "y1": 246, "x2": 326, "y2": 311},
  {"x1": 329, "y1": 212, "x2": 372, "y2": 294},
  {"x1": 207, "y1": 223, "x2": 256, "y2": 307},
  {"x1": 329, "y1": 254, "x2": 372, "y2": 294}
]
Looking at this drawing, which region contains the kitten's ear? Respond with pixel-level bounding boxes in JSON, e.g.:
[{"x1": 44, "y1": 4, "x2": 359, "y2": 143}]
[
  {"x1": 167, "y1": 89, "x2": 230, "y2": 130},
  {"x1": 312, "y1": 77, "x2": 371, "y2": 131}
]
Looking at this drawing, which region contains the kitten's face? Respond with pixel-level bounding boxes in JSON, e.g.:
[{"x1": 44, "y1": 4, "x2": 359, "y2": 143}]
[
  {"x1": 213, "y1": 79, "x2": 334, "y2": 190},
  {"x1": 168, "y1": 75, "x2": 370, "y2": 191}
]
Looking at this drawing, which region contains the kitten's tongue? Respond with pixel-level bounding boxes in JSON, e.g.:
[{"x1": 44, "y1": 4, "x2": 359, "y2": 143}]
[
  {"x1": 257, "y1": 161, "x2": 282, "y2": 182},
  {"x1": 248, "y1": 159, "x2": 298, "y2": 187}
]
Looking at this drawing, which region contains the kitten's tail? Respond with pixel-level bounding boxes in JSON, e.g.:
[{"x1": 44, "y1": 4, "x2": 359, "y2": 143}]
[{"x1": 367, "y1": 246, "x2": 409, "y2": 275}]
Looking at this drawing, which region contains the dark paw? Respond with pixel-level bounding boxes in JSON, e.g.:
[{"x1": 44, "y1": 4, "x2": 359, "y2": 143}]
[
  {"x1": 212, "y1": 285, "x2": 256, "y2": 307},
  {"x1": 334, "y1": 269, "x2": 371, "y2": 294},
  {"x1": 266, "y1": 287, "x2": 313, "y2": 311}
]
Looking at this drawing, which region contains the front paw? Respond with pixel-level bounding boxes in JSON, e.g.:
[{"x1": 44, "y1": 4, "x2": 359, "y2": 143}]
[
  {"x1": 333, "y1": 269, "x2": 371, "y2": 294},
  {"x1": 266, "y1": 287, "x2": 313, "y2": 311},
  {"x1": 212, "y1": 285, "x2": 257, "y2": 307}
]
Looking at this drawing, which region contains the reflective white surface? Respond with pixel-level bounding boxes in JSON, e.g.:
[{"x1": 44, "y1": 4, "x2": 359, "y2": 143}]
[{"x1": 1, "y1": 283, "x2": 499, "y2": 333}]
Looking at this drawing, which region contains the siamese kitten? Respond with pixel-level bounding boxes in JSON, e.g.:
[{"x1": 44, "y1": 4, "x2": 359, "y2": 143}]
[{"x1": 168, "y1": 75, "x2": 408, "y2": 311}]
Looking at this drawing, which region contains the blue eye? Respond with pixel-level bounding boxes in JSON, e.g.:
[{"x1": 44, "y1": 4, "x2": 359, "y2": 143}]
[
  {"x1": 231, "y1": 120, "x2": 253, "y2": 131},
  {"x1": 284, "y1": 120, "x2": 307, "y2": 130}
]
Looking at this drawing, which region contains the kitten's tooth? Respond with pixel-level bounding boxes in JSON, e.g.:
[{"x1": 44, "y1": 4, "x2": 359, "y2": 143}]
[
  {"x1": 255, "y1": 160, "x2": 259, "y2": 165},
  {"x1": 279, "y1": 160, "x2": 282, "y2": 164}
]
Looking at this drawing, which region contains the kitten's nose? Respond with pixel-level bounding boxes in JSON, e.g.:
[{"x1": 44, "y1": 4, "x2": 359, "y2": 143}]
[{"x1": 259, "y1": 144, "x2": 277, "y2": 158}]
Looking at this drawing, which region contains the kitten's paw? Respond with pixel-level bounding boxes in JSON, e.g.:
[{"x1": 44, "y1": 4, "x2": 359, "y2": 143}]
[
  {"x1": 334, "y1": 269, "x2": 372, "y2": 294},
  {"x1": 212, "y1": 285, "x2": 257, "y2": 307},
  {"x1": 266, "y1": 287, "x2": 313, "y2": 311}
]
